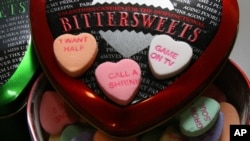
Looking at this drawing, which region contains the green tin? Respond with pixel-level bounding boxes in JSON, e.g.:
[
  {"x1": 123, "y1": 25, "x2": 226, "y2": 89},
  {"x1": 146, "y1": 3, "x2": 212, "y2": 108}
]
[
  {"x1": 0, "y1": 42, "x2": 38, "y2": 116},
  {"x1": 0, "y1": 0, "x2": 39, "y2": 140}
]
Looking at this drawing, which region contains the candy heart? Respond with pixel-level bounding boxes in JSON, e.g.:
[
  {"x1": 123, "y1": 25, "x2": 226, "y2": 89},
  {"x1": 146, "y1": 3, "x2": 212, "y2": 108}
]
[
  {"x1": 178, "y1": 97, "x2": 220, "y2": 137},
  {"x1": 71, "y1": 130, "x2": 96, "y2": 141},
  {"x1": 49, "y1": 134, "x2": 61, "y2": 141},
  {"x1": 39, "y1": 91, "x2": 78, "y2": 135},
  {"x1": 219, "y1": 102, "x2": 240, "y2": 141},
  {"x1": 95, "y1": 59, "x2": 141, "y2": 105},
  {"x1": 53, "y1": 33, "x2": 98, "y2": 77},
  {"x1": 61, "y1": 125, "x2": 96, "y2": 141},
  {"x1": 188, "y1": 112, "x2": 224, "y2": 141},
  {"x1": 61, "y1": 124, "x2": 85, "y2": 141},
  {"x1": 93, "y1": 130, "x2": 138, "y2": 141},
  {"x1": 148, "y1": 35, "x2": 193, "y2": 79}
]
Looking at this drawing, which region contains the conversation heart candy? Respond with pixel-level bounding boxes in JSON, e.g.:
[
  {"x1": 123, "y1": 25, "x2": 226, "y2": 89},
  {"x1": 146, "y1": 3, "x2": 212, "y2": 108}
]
[
  {"x1": 188, "y1": 112, "x2": 224, "y2": 141},
  {"x1": 49, "y1": 134, "x2": 60, "y2": 141},
  {"x1": 61, "y1": 124, "x2": 85, "y2": 141},
  {"x1": 53, "y1": 33, "x2": 98, "y2": 77},
  {"x1": 219, "y1": 102, "x2": 240, "y2": 141},
  {"x1": 39, "y1": 91, "x2": 78, "y2": 135},
  {"x1": 70, "y1": 126, "x2": 96, "y2": 141},
  {"x1": 148, "y1": 35, "x2": 193, "y2": 79},
  {"x1": 179, "y1": 96, "x2": 220, "y2": 137},
  {"x1": 71, "y1": 131, "x2": 95, "y2": 141},
  {"x1": 93, "y1": 130, "x2": 138, "y2": 141},
  {"x1": 95, "y1": 59, "x2": 141, "y2": 105}
]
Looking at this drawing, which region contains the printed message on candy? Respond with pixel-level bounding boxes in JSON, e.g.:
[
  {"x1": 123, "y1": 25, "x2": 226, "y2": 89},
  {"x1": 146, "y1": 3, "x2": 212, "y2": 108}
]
[
  {"x1": 95, "y1": 59, "x2": 141, "y2": 105},
  {"x1": 108, "y1": 69, "x2": 140, "y2": 89},
  {"x1": 149, "y1": 45, "x2": 179, "y2": 67},
  {"x1": 53, "y1": 33, "x2": 98, "y2": 77},
  {"x1": 58, "y1": 36, "x2": 88, "y2": 52},
  {"x1": 148, "y1": 35, "x2": 193, "y2": 79},
  {"x1": 179, "y1": 97, "x2": 220, "y2": 137},
  {"x1": 191, "y1": 101, "x2": 212, "y2": 129}
]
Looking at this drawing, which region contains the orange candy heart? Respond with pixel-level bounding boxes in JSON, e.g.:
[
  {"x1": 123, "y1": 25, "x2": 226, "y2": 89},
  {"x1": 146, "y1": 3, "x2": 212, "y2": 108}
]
[{"x1": 53, "y1": 33, "x2": 98, "y2": 77}]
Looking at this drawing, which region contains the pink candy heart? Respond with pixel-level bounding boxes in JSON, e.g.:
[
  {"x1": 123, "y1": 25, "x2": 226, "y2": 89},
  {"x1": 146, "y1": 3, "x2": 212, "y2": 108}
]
[
  {"x1": 95, "y1": 59, "x2": 141, "y2": 105},
  {"x1": 39, "y1": 91, "x2": 78, "y2": 135}
]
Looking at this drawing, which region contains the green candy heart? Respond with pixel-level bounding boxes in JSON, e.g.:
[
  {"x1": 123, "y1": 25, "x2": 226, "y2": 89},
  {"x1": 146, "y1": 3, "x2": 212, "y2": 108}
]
[{"x1": 179, "y1": 96, "x2": 220, "y2": 137}]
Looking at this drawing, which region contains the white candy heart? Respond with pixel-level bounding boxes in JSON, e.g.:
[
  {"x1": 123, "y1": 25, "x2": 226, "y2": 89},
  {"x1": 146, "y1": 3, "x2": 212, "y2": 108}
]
[
  {"x1": 95, "y1": 59, "x2": 141, "y2": 105},
  {"x1": 53, "y1": 33, "x2": 98, "y2": 77},
  {"x1": 148, "y1": 35, "x2": 193, "y2": 79}
]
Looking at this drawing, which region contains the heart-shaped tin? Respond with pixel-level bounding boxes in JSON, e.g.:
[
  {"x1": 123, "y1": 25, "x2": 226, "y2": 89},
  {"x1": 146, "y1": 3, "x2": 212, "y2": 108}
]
[{"x1": 30, "y1": 0, "x2": 239, "y2": 137}]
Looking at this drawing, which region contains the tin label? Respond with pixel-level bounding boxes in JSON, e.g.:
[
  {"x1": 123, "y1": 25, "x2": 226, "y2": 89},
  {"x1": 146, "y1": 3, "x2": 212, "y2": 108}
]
[
  {"x1": 45, "y1": 0, "x2": 222, "y2": 104},
  {"x1": 0, "y1": 0, "x2": 31, "y2": 85}
]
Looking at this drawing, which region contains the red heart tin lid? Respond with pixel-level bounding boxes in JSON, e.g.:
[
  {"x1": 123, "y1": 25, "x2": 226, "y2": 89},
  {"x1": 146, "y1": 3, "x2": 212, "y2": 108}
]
[{"x1": 30, "y1": 0, "x2": 239, "y2": 137}]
